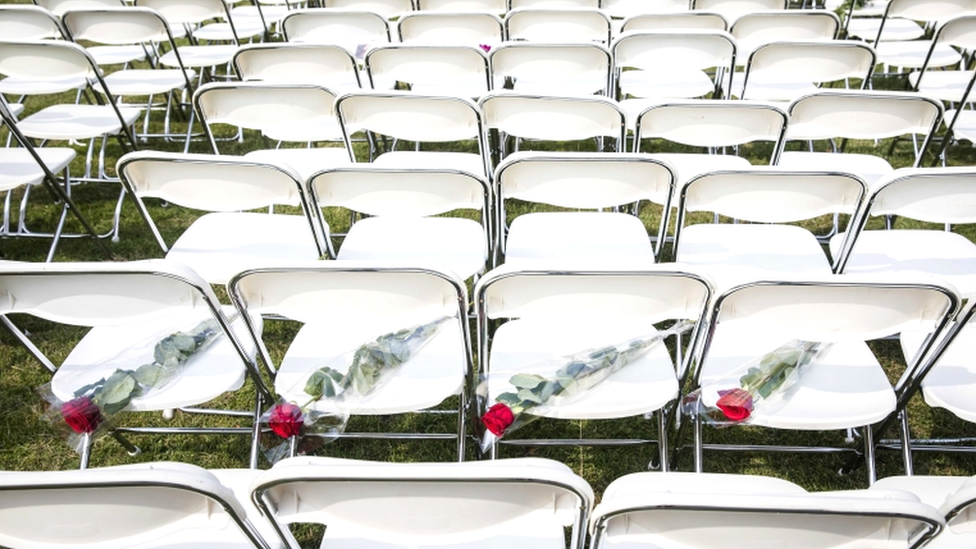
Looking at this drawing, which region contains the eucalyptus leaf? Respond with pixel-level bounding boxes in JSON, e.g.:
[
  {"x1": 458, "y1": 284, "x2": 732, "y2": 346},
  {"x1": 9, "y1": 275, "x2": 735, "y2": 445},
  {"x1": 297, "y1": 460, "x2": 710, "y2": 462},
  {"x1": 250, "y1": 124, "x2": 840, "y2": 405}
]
[
  {"x1": 134, "y1": 363, "x2": 164, "y2": 386},
  {"x1": 517, "y1": 388, "x2": 542, "y2": 404},
  {"x1": 509, "y1": 373, "x2": 545, "y2": 390}
]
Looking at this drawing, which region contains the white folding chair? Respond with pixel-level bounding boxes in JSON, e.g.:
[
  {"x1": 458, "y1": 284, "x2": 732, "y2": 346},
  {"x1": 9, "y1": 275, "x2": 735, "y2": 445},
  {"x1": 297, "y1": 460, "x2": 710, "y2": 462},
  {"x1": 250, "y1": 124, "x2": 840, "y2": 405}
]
[
  {"x1": 909, "y1": 14, "x2": 976, "y2": 102},
  {"x1": 493, "y1": 152, "x2": 675, "y2": 265},
  {"x1": 686, "y1": 275, "x2": 959, "y2": 483},
  {"x1": 61, "y1": 7, "x2": 198, "y2": 145},
  {"x1": 227, "y1": 262, "x2": 473, "y2": 460},
  {"x1": 193, "y1": 81, "x2": 351, "y2": 180},
  {"x1": 633, "y1": 100, "x2": 789, "y2": 186},
  {"x1": 778, "y1": 90, "x2": 943, "y2": 187},
  {"x1": 733, "y1": 40, "x2": 876, "y2": 104},
  {"x1": 281, "y1": 8, "x2": 391, "y2": 61},
  {"x1": 0, "y1": 5, "x2": 70, "y2": 41},
  {"x1": 35, "y1": 0, "x2": 133, "y2": 17},
  {"x1": 335, "y1": 89, "x2": 490, "y2": 177},
  {"x1": 592, "y1": 471, "x2": 946, "y2": 549},
  {"x1": 831, "y1": 167, "x2": 976, "y2": 299},
  {"x1": 672, "y1": 168, "x2": 867, "y2": 289},
  {"x1": 489, "y1": 41, "x2": 613, "y2": 96},
  {"x1": 250, "y1": 457, "x2": 594, "y2": 549},
  {"x1": 480, "y1": 91, "x2": 627, "y2": 172},
  {"x1": 320, "y1": 0, "x2": 413, "y2": 20},
  {"x1": 611, "y1": 30, "x2": 737, "y2": 120},
  {"x1": 619, "y1": 12, "x2": 729, "y2": 33},
  {"x1": 363, "y1": 44, "x2": 492, "y2": 98},
  {"x1": 306, "y1": 165, "x2": 491, "y2": 280},
  {"x1": 0, "y1": 461, "x2": 279, "y2": 549},
  {"x1": 872, "y1": 475, "x2": 976, "y2": 549},
  {"x1": 396, "y1": 11, "x2": 504, "y2": 46},
  {"x1": 118, "y1": 151, "x2": 324, "y2": 285},
  {"x1": 605, "y1": 0, "x2": 691, "y2": 21},
  {"x1": 730, "y1": 9, "x2": 840, "y2": 64},
  {"x1": 475, "y1": 265, "x2": 713, "y2": 469},
  {"x1": 691, "y1": 0, "x2": 787, "y2": 24},
  {"x1": 233, "y1": 42, "x2": 363, "y2": 91},
  {"x1": 0, "y1": 259, "x2": 267, "y2": 468},
  {"x1": 504, "y1": 8, "x2": 613, "y2": 44},
  {"x1": 414, "y1": 0, "x2": 507, "y2": 11}
]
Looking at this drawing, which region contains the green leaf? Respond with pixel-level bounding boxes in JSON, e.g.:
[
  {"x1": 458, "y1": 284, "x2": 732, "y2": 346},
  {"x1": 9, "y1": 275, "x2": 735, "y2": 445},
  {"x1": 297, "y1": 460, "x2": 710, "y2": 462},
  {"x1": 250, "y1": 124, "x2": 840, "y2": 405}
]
[
  {"x1": 517, "y1": 388, "x2": 542, "y2": 404},
  {"x1": 95, "y1": 370, "x2": 137, "y2": 414},
  {"x1": 496, "y1": 392, "x2": 521, "y2": 407},
  {"x1": 133, "y1": 363, "x2": 164, "y2": 386},
  {"x1": 509, "y1": 373, "x2": 545, "y2": 390}
]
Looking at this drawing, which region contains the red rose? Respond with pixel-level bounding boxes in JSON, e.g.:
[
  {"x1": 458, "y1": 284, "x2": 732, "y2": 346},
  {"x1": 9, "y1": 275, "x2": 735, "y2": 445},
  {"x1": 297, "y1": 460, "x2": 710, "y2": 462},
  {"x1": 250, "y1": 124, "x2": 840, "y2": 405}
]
[
  {"x1": 716, "y1": 388, "x2": 753, "y2": 422},
  {"x1": 61, "y1": 397, "x2": 102, "y2": 434},
  {"x1": 269, "y1": 402, "x2": 304, "y2": 438},
  {"x1": 482, "y1": 403, "x2": 514, "y2": 436}
]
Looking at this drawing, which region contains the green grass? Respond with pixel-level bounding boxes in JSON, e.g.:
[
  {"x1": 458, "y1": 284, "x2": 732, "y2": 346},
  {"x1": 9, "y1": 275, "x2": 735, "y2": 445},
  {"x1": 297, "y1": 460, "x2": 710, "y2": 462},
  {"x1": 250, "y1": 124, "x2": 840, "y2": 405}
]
[{"x1": 2, "y1": 4, "x2": 976, "y2": 545}]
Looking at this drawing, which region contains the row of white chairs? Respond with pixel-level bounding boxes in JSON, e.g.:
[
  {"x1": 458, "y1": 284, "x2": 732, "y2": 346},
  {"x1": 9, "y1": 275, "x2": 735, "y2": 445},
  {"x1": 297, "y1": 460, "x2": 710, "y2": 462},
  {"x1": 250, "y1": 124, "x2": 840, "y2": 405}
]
[{"x1": 5, "y1": 457, "x2": 976, "y2": 549}]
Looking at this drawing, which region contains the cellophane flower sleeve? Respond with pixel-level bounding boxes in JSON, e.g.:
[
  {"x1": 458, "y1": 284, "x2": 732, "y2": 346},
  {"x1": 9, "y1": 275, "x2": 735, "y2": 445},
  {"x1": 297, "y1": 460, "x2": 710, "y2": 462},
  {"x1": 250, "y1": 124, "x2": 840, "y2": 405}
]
[
  {"x1": 685, "y1": 340, "x2": 833, "y2": 426},
  {"x1": 261, "y1": 315, "x2": 453, "y2": 463},
  {"x1": 38, "y1": 314, "x2": 229, "y2": 454},
  {"x1": 478, "y1": 320, "x2": 695, "y2": 452}
]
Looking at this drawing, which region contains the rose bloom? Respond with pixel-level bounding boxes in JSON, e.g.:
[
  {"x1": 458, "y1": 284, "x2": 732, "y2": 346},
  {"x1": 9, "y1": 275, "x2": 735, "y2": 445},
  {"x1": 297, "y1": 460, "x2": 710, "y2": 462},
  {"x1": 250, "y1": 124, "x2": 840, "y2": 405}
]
[
  {"x1": 716, "y1": 388, "x2": 753, "y2": 422},
  {"x1": 482, "y1": 403, "x2": 515, "y2": 436},
  {"x1": 61, "y1": 397, "x2": 103, "y2": 434},
  {"x1": 269, "y1": 402, "x2": 304, "y2": 438}
]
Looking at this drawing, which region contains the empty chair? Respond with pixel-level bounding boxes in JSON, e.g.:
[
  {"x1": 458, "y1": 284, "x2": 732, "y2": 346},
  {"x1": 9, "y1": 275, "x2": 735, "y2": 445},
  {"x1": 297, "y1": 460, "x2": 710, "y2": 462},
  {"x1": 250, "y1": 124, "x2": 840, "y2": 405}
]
[
  {"x1": 872, "y1": 475, "x2": 976, "y2": 548},
  {"x1": 415, "y1": 0, "x2": 508, "y2": 11},
  {"x1": 336, "y1": 90, "x2": 490, "y2": 177},
  {"x1": 233, "y1": 42, "x2": 363, "y2": 91},
  {"x1": 118, "y1": 151, "x2": 324, "y2": 285},
  {"x1": 0, "y1": 5, "x2": 69, "y2": 41},
  {"x1": 730, "y1": 9, "x2": 840, "y2": 63},
  {"x1": 778, "y1": 90, "x2": 943, "y2": 186},
  {"x1": 250, "y1": 457, "x2": 594, "y2": 549},
  {"x1": 364, "y1": 44, "x2": 492, "y2": 98},
  {"x1": 592, "y1": 472, "x2": 946, "y2": 549},
  {"x1": 672, "y1": 168, "x2": 867, "y2": 288},
  {"x1": 733, "y1": 40, "x2": 876, "y2": 103},
  {"x1": 605, "y1": 0, "x2": 691, "y2": 20},
  {"x1": 0, "y1": 259, "x2": 265, "y2": 467},
  {"x1": 691, "y1": 0, "x2": 787, "y2": 24},
  {"x1": 193, "y1": 82, "x2": 351, "y2": 180},
  {"x1": 475, "y1": 265, "x2": 713, "y2": 469},
  {"x1": 396, "y1": 11, "x2": 504, "y2": 46},
  {"x1": 479, "y1": 91, "x2": 627, "y2": 171},
  {"x1": 494, "y1": 152, "x2": 675, "y2": 265},
  {"x1": 909, "y1": 14, "x2": 976, "y2": 103},
  {"x1": 282, "y1": 8, "x2": 391, "y2": 60},
  {"x1": 0, "y1": 461, "x2": 277, "y2": 549},
  {"x1": 489, "y1": 41, "x2": 613, "y2": 96},
  {"x1": 320, "y1": 0, "x2": 413, "y2": 19},
  {"x1": 633, "y1": 100, "x2": 789, "y2": 185},
  {"x1": 685, "y1": 275, "x2": 958, "y2": 482},
  {"x1": 33, "y1": 0, "x2": 126, "y2": 17},
  {"x1": 306, "y1": 165, "x2": 491, "y2": 280},
  {"x1": 228, "y1": 263, "x2": 473, "y2": 459},
  {"x1": 135, "y1": 0, "x2": 243, "y2": 81},
  {"x1": 504, "y1": 8, "x2": 613, "y2": 44},
  {"x1": 620, "y1": 11, "x2": 729, "y2": 32}
]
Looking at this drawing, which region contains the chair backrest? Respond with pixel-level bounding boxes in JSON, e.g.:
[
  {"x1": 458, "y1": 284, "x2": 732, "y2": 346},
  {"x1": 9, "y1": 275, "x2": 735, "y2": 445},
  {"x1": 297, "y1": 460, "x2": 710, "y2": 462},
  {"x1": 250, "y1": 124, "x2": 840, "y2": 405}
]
[
  {"x1": 193, "y1": 82, "x2": 342, "y2": 153},
  {"x1": 489, "y1": 41, "x2": 613, "y2": 95},
  {"x1": 604, "y1": 0, "x2": 690, "y2": 18},
  {"x1": 233, "y1": 43, "x2": 362, "y2": 89},
  {"x1": 34, "y1": 0, "x2": 125, "y2": 17},
  {"x1": 877, "y1": 0, "x2": 976, "y2": 47},
  {"x1": 0, "y1": 39, "x2": 100, "y2": 91},
  {"x1": 504, "y1": 8, "x2": 612, "y2": 43},
  {"x1": 135, "y1": 0, "x2": 232, "y2": 27},
  {"x1": 363, "y1": 44, "x2": 491, "y2": 92},
  {"x1": 785, "y1": 90, "x2": 943, "y2": 163},
  {"x1": 396, "y1": 11, "x2": 504, "y2": 44},
  {"x1": 611, "y1": 30, "x2": 737, "y2": 98},
  {"x1": 0, "y1": 462, "x2": 271, "y2": 549},
  {"x1": 509, "y1": 0, "x2": 599, "y2": 7},
  {"x1": 250, "y1": 457, "x2": 594, "y2": 549},
  {"x1": 320, "y1": 0, "x2": 414, "y2": 19},
  {"x1": 493, "y1": 152, "x2": 677, "y2": 258},
  {"x1": 62, "y1": 6, "x2": 175, "y2": 46},
  {"x1": 691, "y1": 0, "x2": 787, "y2": 23},
  {"x1": 620, "y1": 11, "x2": 728, "y2": 32},
  {"x1": 731, "y1": 10, "x2": 839, "y2": 56},
  {"x1": 633, "y1": 100, "x2": 788, "y2": 161},
  {"x1": 282, "y1": 8, "x2": 391, "y2": 57},
  {"x1": 414, "y1": 0, "x2": 507, "y2": 11},
  {"x1": 0, "y1": 5, "x2": 67, "y2": 40},
  {"x1": 739, "y1": 40, "x2": 876, "y2": 100},
  {"x1": 591, "y1": 471, "x2": 947, "y2": 549}
]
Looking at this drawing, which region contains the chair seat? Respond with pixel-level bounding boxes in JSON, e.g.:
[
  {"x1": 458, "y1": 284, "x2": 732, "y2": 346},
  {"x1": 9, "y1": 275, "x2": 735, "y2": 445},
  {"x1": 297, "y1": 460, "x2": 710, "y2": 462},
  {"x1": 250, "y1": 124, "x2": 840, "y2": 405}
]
[
  {"x1": 511, "y1": 72, "x2": 608, "y2": 96},
  {"x1": 244, "y1": 147, "x2": 352, "y2": 181},
  {"x1": 829, "y1": 229, "x2": 976, "y2": 298},
  {"x1": 51, "y1": 307, "x2": 258, "y2": 411},
  {"x1": 911, "y1": 70, "x2": 974, "y2": 103},
  {"x1": 677, "y1": 223, "x2": 832, "y2": 288},
  {"x1": 503, "y1": 211, "x2": 655, "y2": 265},
  {"x1": 159, "y1": 45, "x2": 238, "y2": 69},
  {"x1": 732, "y1": 77, "x2": 818, "y2": 103},
  {"x1": 17, "y1": 104, "x2": 142, "y2": 141},
  {"x1": 699, "y1": 328, "x2": 895, "y2": 430},
  {"x1": 261, "y1": 114, "x2": 346, "y2": 143},
  {"x1": 620, "y1": 69, "x2": 717, "y2": 101},
  {"x1": 902, "y1": 327, "x2": 976, "y2": 424},
  {"x1": 876, "y1": 41, "x2": 960, "y2": 70},
  {"x1": 167, "y1": 212, "x2": 322, "y2": 285},
  {"x1": 192, "y1": 20, "x2": 267, "y2": 42},
  {"x1": 0, "y1": 75, "x2": 88, "y2": 96},
  {"x1": 778, "y1": 151, "x2": 892, "y2": 187},
  {"x1": 0, "y1": 147, "x2": 76, "y2": 191},
  {"x1": 846, "y1": 17, "x2": 924, "y2": 42},
  {"x1": 336, "y1": 216, "x2": 487, "y2": 280},
  {"x1": 373, "y1": 151, "x2": 486, "y2": 177},
  {"x1": 87, "y1": 44, "x2": 147, "y2": 67},
  {"x1": 486, "y1": 317, "x2": 678, "y2": 420},
  {"x1": 409, "y1": 79, "x2": 491, "y2": 99},
  {"x1": 102, "y1": 69, "x2": 195, "y2": 96},
  {"x1": 646, "y1": 153, "x2": 752, "y2": 186},
  {"x1": 274, "y1": 317, "x2": 466, "y2": 415}
]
